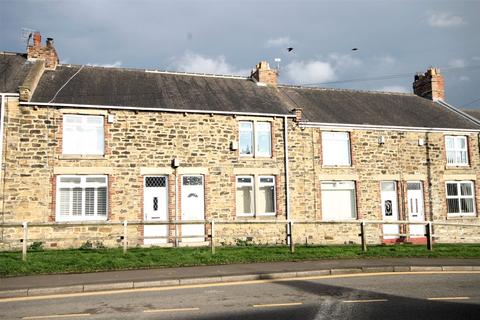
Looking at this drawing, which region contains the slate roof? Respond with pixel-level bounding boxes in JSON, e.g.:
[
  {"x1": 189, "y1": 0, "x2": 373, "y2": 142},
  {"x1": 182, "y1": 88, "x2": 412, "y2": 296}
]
[
  {"x1": 31, "y1": 65, "x2": 290, "y2": 115},
  {"x1": 2, "y1": 55, "x2": 479, "y2": 130},
  {"x1": 462, "y1": 109, "x2": 480, "y2": 121},
  {"x1": 0, "y1": 52, "x2": 33, "y2": 93},
  {"x1": 279, "y1": 86, "x2": 480, "y2": 129}
]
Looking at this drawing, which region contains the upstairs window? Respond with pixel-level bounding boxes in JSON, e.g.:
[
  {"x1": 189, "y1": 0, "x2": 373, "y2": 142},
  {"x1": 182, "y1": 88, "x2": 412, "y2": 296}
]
[
  {"x1": 63, "y1": 115, "x2": 104, "y2": 155},
  {"x1": 56, "y1": 175, "x2": 108, "y2": 221},
  {"x1": 239, "y1": 121, "x2": 271, "y2": 157},
  {"x1": 445, "y1": 136, "x2": 468, "y2": 166},
  {"x1": 322, "y1": 132, "x2": 351, "y2": 166},
  {"x1": 446, "y1": 181, "x2": 476, "y2": 217}
]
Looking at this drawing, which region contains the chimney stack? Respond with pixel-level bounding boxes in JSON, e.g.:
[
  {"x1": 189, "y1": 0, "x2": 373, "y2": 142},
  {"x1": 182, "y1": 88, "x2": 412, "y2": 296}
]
[
  {"x1": 413, "y1": 67, "x2": 445, "y2": 101},
  {"x1": 27, "y1": 32, "x2": 59, "y2": 70},
  {"x1": 251, "y1": 61, "x2": 278, "y2": 86},
  {"x1": 33, "y1": 32, "x2": 41, "y2": 46}
]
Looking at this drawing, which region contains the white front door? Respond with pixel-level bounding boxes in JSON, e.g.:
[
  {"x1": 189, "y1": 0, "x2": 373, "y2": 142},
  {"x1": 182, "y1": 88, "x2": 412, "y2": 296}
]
[
  {"x1": 381, "y1": 181, "x2": 399, "y2": 239},
  {"x1": 407, "y1": 181, "x2": 425, "y2": 238},
  {"x1": 181, "y1": 175, "x2": 205, "y2": 242},
  {"x1": 144, "y1": 176, "x2": 168, "y2": 244}
]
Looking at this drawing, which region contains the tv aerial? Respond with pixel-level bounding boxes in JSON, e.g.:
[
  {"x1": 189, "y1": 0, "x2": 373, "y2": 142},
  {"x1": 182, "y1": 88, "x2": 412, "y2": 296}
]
[
  {"x1": 274, "y1": 58, "x2": 282, "y2": 71},
  {"x1": 20, "y1": 27, "x2": 37, "y2": 50}
]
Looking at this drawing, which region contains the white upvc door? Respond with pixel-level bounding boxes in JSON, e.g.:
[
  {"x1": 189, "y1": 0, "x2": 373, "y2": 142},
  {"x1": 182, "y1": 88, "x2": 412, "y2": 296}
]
[
  {"x1": 181, "y1": 175, "x2": 205, "y2": 242},
  {"x1": 407, "y1": 181, "x2": 425, "y2": 238},
  {"x1": 144, "y1": 176, "x2": 168, "y2": 244},
  {"x1": 381, "y1": 181, "x2": 399, "y2": 239}
]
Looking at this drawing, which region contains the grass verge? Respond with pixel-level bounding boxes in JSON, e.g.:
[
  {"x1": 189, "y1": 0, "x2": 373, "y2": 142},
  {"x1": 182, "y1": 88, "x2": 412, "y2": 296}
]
[{"x1": 1, "y1": 244, "x2": 480, "y2": 277}]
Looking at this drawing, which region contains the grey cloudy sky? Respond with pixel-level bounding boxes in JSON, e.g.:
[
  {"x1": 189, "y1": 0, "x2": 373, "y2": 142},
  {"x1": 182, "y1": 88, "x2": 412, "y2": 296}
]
[{"x1": 2, "y1": 0, "x2": 479, "y2": 108}]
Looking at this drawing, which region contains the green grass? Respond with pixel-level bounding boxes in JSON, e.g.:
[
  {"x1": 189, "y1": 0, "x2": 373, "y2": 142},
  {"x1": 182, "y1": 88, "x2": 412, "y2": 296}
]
[{"x1": 1, "y1": 244, "x2": 480, "y2": 277}]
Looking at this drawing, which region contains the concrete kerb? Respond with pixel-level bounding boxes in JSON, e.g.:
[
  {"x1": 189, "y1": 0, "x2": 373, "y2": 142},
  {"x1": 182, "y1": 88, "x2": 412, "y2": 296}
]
[{"x1": 0, "y1": 265, "x2": 478, "y2": 298}]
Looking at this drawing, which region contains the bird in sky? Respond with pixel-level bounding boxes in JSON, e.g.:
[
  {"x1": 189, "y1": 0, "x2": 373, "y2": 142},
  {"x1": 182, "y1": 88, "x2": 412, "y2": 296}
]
[
  {"x1": 351, "y1": 48, "x2": 358, "y2": 51},
  {"x1": 287, "y1": 47, "x2": 294, "y2": 52}
]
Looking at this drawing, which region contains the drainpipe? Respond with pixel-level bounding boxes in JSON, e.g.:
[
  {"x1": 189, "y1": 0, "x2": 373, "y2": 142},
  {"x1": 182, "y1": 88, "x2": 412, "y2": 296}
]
[
  {"x1": 174, "y1": 168, "x2": 179, "y2": 247},
  {"x1": 0, "y1": 94, "x2": 6, "y2": 176},
  {"x1": 284, "y1": 116, "x2": 290, "y2": 221}
]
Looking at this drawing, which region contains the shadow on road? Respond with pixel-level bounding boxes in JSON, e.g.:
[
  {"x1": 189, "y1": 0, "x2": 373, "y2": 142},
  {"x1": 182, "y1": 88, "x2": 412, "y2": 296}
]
[{"x1": 169, "y1": 277, "x2": 480, "y2": 320}]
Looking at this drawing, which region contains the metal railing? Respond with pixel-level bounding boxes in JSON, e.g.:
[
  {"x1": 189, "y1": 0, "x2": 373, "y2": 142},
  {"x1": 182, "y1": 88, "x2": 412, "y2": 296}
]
[{"x1": 1, "y1": 219, "x2": 479, "y2": 261}]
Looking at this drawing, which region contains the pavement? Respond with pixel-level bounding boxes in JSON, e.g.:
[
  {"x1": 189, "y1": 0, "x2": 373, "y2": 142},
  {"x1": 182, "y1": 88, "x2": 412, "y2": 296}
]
[{"x1": 1, "y1": 258, "x2": 479, "y2": 298}]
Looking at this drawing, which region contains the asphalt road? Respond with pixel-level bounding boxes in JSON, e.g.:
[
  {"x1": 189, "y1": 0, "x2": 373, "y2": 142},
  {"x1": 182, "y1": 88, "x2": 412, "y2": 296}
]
[{"x1": 1, "y1": 272, "x2": 479, "y2": 319}]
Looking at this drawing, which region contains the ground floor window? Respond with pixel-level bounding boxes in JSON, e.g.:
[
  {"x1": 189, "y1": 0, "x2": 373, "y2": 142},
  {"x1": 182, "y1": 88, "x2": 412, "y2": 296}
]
[
  {"x1": 321, "y1": 181, "x2": 357, "y2": 220},
  {"x1": 56, "y1": 175, "x2": 108, "y2": 221},
  {"x1": 446, "y1": 181, "x2": 476, "y2": 216},
  {"x1": 236, "y1": 175, "x2": 276, "y2": 216}
]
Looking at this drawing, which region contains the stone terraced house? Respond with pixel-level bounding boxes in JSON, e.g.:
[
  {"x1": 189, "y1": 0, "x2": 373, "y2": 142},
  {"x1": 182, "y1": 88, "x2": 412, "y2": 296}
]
[{"x1": 1, "y1": 33, "x2": 479, "y2": 249}]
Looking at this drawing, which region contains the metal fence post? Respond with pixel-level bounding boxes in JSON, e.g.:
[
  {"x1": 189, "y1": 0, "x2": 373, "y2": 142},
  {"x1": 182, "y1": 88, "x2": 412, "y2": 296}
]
[
  {"x1": 360, "y1": 221, "x2": 367, "y2": 252},
  {"x1": 22, "y1": 222, "x2": 28, "y2": 261},
  {"x1": 289, "y1": 221, "x2": 295, "y2": 253},
  {"x1": 426, "y1": 221, "x2": 433, "y2": 251},
  {"x1": 210, "y1": 220, "x2": 215, "y2": 254},
  {"x1": 123, "y1": 220, "x2": 128, "y2": 254}
]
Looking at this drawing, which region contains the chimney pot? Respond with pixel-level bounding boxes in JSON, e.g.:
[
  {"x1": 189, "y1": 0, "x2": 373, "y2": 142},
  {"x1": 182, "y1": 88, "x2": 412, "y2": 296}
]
[{"x1": 46, "y1": 38, "x2": 54, "y2": 48}]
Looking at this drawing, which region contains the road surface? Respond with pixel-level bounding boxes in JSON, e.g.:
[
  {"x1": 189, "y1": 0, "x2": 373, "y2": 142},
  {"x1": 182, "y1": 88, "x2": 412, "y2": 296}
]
[{"x1": 1, "y1": 272, "x2": 479, "y2": 319}]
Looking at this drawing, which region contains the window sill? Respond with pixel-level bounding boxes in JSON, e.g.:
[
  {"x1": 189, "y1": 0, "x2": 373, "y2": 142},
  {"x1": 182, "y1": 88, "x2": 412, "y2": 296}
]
[
  {"x1": 446, "y1": 215, "x2": 477, "y2": 220},
  {"x1": 239, "y1": 156, "x2": 274, "y2": 160},
  {"x1": 321, "y1": 165, "x2": 354, "y2": 169},
  {"x1": 59, "y1": 155, "x2": 108, "y2": 160},
  {"x1": 445, "y1": 165, "x2": 470, "y2": 169},
  {"x1": 236, "y1": 214, "x2": 277, "y2": 219},
  {"x1": 55, "y1": 217, "x2": 108, "y2": 223}
]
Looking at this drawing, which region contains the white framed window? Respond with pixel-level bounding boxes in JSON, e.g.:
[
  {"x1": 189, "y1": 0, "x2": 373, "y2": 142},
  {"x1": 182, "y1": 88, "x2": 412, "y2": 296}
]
[
  {"x1": 322, "y1": 131, "x2": 351, "y2": 166},
  {"x1": 236, "y1": 175, "x2": 276, "y2": 216},
  {"x1": 239, "y1": 121, "x2": 271, "y2": 157},
  {"x1": 445, "y1": 136, "x2": 468, "y2": 166},
  {"x1": 321, "y1": 181, "x2": 357, "y2": 220},
  {"x1": 236, "y1": 176, "x2": 254, "y2": 216},
  {"x1": 63, "y1": 115, "x2": 104, "y2": 155},
  {"x1": 56, "y1": 175, "x2": 108, "y2": 221},
  {"x1": 445, "y1": 181, "x2": 476, "y2": 217}
]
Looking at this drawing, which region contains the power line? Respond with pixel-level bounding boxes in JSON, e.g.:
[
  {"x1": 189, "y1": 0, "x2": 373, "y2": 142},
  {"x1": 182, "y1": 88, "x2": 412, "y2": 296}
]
[
  {"x1": 462, "y1": 97, "x2": 480, "y2": 108},
  {"x1": 298, "y1": 64, "x2": 480, "y2": 87}
]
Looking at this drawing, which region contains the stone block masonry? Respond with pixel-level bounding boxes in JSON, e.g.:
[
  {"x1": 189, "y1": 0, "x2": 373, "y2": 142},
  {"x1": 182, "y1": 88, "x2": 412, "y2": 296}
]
[{"x1": 0, "y1": 97, "x2": 479, "y2": 249}]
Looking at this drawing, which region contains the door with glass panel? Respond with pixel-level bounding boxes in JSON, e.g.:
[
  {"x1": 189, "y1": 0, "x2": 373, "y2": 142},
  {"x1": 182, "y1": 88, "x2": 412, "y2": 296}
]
[
  {"x1": 143, "y1": 176, "x2": 168, "y2": 245},
  {"x1": 407, "y1": 181, "x2": 425, "y2": 238},
  {"x1": 181, "y1": 175, "x2": 205, "y2": 242},
  {"x1": 381, "y1": 181, "x2": 399, "y2": 239}
]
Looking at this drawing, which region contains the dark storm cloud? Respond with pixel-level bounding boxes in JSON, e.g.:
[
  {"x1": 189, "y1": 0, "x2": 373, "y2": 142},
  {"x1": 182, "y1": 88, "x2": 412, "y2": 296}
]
[{"x1": 1, "y1": 0, "x2": 479, "y2": 107}]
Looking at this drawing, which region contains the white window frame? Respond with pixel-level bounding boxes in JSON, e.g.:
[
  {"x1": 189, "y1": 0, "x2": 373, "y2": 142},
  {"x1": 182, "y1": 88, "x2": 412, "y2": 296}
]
[
  {"x1": 321, "y1": 131, "x2": 351, "y2": 166},
  {"x1": 236, "y1": 175, "x2": 254, "y2": 216},
  {"x1": 239, "y1": 121, "x2": 272, "y2": 158},
  {"x1": 257, "y1": 175, "x2": 276, "y2": 215},
  {"x1": 235, "y1": 175, "x2": 276, "y2": 216},
  {"x1": 321, "y1": 181, "x2": 357, "y2": 220},
  {"x1": 445, "y1": 181, "x2": 476, "y2": 217},
  {"x1": 63, "y1": 114, "x2": 105, "y2": 156},
  {"x1": 445, "y1": 136, "x2": 468, "y2": 166},
  {"x1": 56, "y1": 175, "x2": 108, "y2": 221}
]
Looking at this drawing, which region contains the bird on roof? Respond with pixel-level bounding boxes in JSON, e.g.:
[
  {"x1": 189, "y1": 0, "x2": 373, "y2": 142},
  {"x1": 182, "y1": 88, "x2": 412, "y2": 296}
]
[{"x1": 287, "y1": 47, "x2": 294, "y2": 52}]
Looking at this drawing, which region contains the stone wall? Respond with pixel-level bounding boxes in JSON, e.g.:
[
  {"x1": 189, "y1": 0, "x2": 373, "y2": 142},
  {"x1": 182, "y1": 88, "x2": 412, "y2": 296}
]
[{"x1": 0, "y1": 98, "x2": 479, "y2": 250}]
